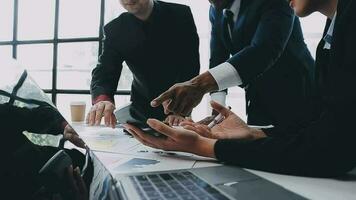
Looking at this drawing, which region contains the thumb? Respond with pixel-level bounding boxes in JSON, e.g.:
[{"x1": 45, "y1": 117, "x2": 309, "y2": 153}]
[
  {"x1": 151, "y1": 90, "x2": 173, "y2": 107},
  {"x1": 210, "y1": 101, "x2": 231, "y2": 118}
]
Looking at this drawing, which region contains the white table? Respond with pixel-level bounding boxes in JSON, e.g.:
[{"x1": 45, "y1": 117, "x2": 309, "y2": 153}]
[{"x1": 71, "y1": 124, "x2": 356, "y2": 200}]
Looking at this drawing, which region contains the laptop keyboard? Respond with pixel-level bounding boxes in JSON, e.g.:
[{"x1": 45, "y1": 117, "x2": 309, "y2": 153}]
[{"x1": 129, "y1": 171, "x2": 230, "y2": 200}]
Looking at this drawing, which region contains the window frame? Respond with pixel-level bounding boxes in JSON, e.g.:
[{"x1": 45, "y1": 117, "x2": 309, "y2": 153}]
[{"x1": 0, "y1": 0, "x2": 130, "y2": 105}]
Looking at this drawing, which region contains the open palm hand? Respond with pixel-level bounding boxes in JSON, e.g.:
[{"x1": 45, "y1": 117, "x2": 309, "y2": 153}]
[{"x1": 181, "y1": 101, "x2": 265, "y2": 140}]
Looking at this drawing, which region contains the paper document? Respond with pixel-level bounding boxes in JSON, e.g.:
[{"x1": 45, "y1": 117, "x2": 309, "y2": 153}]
[{"x1": 72, "y1": 124, "x2": 141, "y2": 154}]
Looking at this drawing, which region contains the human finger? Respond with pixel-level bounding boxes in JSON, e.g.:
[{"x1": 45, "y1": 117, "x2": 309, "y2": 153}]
[
  {"x1": 168, "y1": 116, "x2": 175, "y2": 126},
  {"x1": 179, "y1": 120, "x2": 195, "y2": 127},
  {"x1": 94, "y1": 103, "x2": 105, "y2": 125},
  {"x1": 151, "y1": 89, "x2": 174, "y2": 107},
  {"x1": 103, "y1": 103, "x2": 114, "y2": 126},
  {"x1": 146, "y1": 119, "x2": 178, "y2": 138},
  {"x1": 173, "y1": 116, "x2": 181, "y2": 126},
  {"x1": 110, "y1": 113, "x2": 117, "y2": 128},
  {"x1": 183, "y1": 124, "x2": 210, "y2": 138},
  {"x1": 210, "y1": 101, "x2": 232, "y2": 118},
  {"x1": 124, "y1": 125, "x2": 162, "y2": 149},
  {"x1": 88, "y1": 106, "x2": 97, "y2": 126}
]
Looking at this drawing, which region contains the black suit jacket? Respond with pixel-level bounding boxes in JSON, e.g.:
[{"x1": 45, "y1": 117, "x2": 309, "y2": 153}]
[
  {"x1": 91, "y1": 1, "x2": 200, "y2": 120},
  {"x1": 209, "y1": 0, "x2": 314, "y2": 127},
  {"x1": 214, "y1": 0, "x2": 356, "y2": 177}
]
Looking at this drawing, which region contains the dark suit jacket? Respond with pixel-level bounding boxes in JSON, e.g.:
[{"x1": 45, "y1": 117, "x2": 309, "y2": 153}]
[
  {"x1": 214, "y1": 0, "x2": 356, "y2": 177},
  {"x1": 91, "y1": 1, "x2": 200, "y2": 120},
  {"x1": 209, "y1": 0, "x2": 315, "y2": 127}
]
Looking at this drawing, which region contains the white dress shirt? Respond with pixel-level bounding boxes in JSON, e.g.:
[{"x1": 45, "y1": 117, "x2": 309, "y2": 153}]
[{"x1": 208, "y1": 0, "x2": 243, "y2": 106}]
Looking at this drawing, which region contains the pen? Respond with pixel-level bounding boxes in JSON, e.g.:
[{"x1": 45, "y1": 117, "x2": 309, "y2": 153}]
[{"x1": 207, "y1": 106, "x2": 231, "y2": 128}]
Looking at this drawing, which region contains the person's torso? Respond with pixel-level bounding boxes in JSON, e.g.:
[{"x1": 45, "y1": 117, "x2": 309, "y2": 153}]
[
  {"x1": 107, "y1": 1, "x2": 196, "y2": 102},
  {"x1": 315, "y1": 0, "x2": 356, "y2": 107},
  {"x1": 212, "y1": 0, "x2": 314, "y2": 79}
]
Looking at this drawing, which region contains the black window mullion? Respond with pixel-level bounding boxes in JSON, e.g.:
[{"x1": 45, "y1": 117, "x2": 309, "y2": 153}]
[
  {"x1": 12, "y1": 0, "x2": 19, "y2": 59},
  {"x1": 1, "y1": 38, "x2": 100, "y2": 46},
  {"x1": 52, "y1": 0, "x2": 60, "y2": 105},
  {"x1": 98, "y1": 0, "x2": 105, "y2": 56},
  {"x1": 44, "y1": 89, "x2": 130, "y2": 95}
]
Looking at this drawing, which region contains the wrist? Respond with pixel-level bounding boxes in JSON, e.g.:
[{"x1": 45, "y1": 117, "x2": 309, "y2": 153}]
[
  {"x1": 93, "y1": 94, "x2": 114, "y2": 105},
  {"x1": 190, "y1": 72, "x2": 219, "y2": 94},
  {"x1": 192, "y1": 136, "x2": 217, "y2": 158}
]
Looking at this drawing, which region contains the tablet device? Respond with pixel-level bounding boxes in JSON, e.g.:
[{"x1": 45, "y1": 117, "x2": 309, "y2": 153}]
[{"x1": 115, "y1": 104, "x2": 165, "y2": 137}]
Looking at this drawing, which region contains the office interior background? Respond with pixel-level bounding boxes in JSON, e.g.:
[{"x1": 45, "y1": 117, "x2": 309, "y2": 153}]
[{"x1": 0, "y1": 0, "x2": 325, "y2": 122}]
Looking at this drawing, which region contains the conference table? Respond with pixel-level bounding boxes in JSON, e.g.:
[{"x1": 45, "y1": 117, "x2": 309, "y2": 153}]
[{"x1": 68, "y1": 123, "x2": 356, "y2": 200}]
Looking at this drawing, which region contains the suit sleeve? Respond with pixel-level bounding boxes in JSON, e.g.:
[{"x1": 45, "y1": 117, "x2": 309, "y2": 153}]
[
  {"x1": 1, "y1": 104, "x2": 66, "y2": 136},
  {"x1": 209, "y1": 6, "x2": 230, "y2": 70},
  {"x1": 176, "y1": 7, "x2": 200, "y2": 82},
  {"x1": 90, "y1": 26, "x2": 124, "y2": 104},
  {"x1": 209, "y1": 6, "x2": 230, "y2": 95},
  {"x1": 228, "y1": 0, "x2": 295, "y2": 87},
  {"x1": 214, "y1": 98, "x2": 356, "y2": 177}
]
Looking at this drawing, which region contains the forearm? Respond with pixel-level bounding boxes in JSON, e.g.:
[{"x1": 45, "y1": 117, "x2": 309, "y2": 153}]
[
  {"x1": 27, "y1": 106, "x2": 66, "y2": 135},
  {"x1": 90, "y1": 64, "x2": 120, "y2": 101},
  {"x1": 192, "y1": 137, "x2": 217, "y2": 158},
  {"x1": 214, "y1": 120, "x2": 355, "y2": 177},
  {"x1": 91, "y1": 29, "x2": 123, "y2": 101}
]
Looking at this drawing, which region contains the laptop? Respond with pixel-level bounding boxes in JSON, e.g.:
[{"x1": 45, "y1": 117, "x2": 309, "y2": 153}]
[{"x1": 114, "y1": 166, "x2": 306, "y2": 200}]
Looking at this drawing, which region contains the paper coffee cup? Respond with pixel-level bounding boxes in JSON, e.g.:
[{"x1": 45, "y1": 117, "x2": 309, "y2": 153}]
[{"x1": 70, "y1": 101, "x2": 86, "y2": 122}]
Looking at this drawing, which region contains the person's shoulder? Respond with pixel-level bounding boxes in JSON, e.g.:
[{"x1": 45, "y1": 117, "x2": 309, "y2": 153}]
[
  {"x1": 248, "y1": 0, "x2": 293, "y2": 16},
  {"x1": 103, "y1": 12, "x2": 132, "y2": 34},
  {"x1": 338, "y1": 0, "x2": 356, "y2": 15},
  {"x1": 244, "y1": 0, "x2": 290, "y2": 10},
  {"x1": 158, "y1": 0, "x2": 191, "y2": 16},
  {"x1": 158, "y1": 0, "x2": 190, "y2": 10}
]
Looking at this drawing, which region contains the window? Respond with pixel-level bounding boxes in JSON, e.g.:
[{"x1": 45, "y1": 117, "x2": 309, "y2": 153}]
[
  {"x1": 0, "y1": 0, "x2": 131, "y2": 119},
  {"x1": 0, "y1": 0, "x2": 325, "y2": 121},
  {"x1": 0, "y1": 0, "x2": 13, "y2": 41},
  {"x1": 17, "y1": 0, "x2": 55, "y2": 40}
]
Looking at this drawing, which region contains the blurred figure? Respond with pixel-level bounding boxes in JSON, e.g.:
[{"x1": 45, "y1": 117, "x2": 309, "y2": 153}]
[
  {"x1": 0, "y1": 59, "x2": 90, "y2": 199},
  {"x1": 1, "y1": 103, "x2": 90, "y2": 200}
]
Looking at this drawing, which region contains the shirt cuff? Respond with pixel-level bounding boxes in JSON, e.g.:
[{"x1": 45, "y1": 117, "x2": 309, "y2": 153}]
[
  {"x1": 93, "y1": 94, "x2": 114, "y2": 105},
  {"x1": 61, "y1": 121, "x2": 68, "y2": 130},
  {"x1": 210, "y1": 91, "x2": 227, "y2": 106},
  {"x1": 208, "y1": 62, "x2": 242, "y2": 90}
]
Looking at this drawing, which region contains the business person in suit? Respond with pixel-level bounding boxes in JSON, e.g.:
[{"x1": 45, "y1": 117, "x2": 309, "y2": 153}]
[
  {"x1": 125, "y1": 0, "x2": 356, "y2": 177},
  {"x1": 88, "y1": 0, "x2": 200, "y2": 127},
  {"x1": 152, "y1": 0, "x2": 315, "y2": 127}
]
